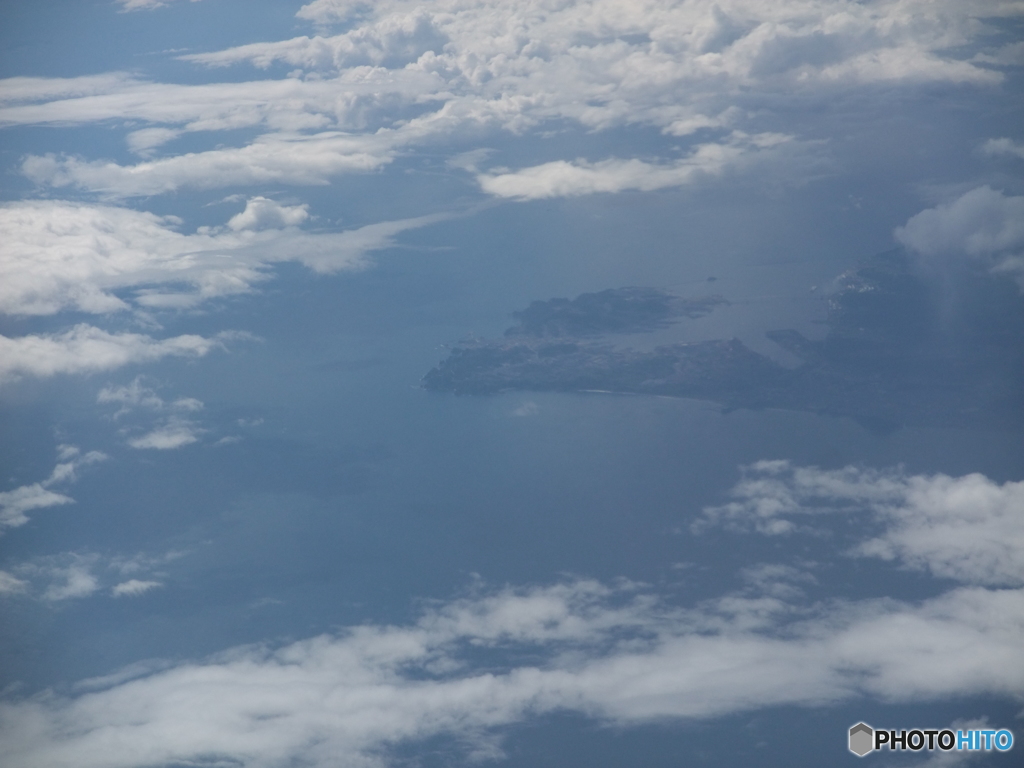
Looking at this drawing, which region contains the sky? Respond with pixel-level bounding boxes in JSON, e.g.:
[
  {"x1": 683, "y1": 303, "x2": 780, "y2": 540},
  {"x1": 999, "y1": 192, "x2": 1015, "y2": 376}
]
[{"x1": 0, "y1": 1, "x2": 1023, "y2": 767}]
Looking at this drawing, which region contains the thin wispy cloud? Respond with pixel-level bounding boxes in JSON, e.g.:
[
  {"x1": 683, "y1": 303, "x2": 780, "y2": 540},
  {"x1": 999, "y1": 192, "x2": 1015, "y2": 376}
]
[
  {"x1": 982, "y1": 137, "x2": 1024, "y2": 160},
  {"x1": 98, "y1": 378, "x2": 206, "y2": 449},
  {"x1": 111, "y1": 579, "x2": 163, "y2": 597},
  {"x1": 0, "y1": 325, "x2": 228, "y2": 384},
  {"x1": 116, "y1": 0, "x2": 202, "y2": 12},
  {"x1": 127, "y1": 419, "x2": 203, "y2": 450},
  {"x1": 0, "y1": 200, "x2": 443, "y2": 316},
  {"x1": 0, "y1": 447, "x2": 106, "y2": 533},
  {"x1": 97, "y1": 377, "x2": 203, "y2": 417},
  {"x1": 4, "y1": 547, "x2": 185, "y2": 603}
]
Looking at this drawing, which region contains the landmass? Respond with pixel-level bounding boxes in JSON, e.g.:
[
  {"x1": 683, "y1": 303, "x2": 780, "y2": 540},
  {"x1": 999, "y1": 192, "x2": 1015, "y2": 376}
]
[
  {"x1": 505, "y1": 287, "x2": 726, "y2": 337},
  {"x1": 423, "y1": 252, "x2": 1024, "y2": 431}
]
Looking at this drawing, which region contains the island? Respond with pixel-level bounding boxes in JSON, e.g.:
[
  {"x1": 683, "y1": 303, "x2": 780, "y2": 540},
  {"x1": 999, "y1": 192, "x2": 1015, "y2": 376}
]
[{"x1": 423, "y1": 253, "x2": 1024, "y2": 431}]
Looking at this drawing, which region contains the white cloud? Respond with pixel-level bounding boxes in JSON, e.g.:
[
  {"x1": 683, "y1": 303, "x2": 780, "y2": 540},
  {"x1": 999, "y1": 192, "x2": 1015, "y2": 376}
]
[
  {"x1": 109, "y1": 549, "x2": 187, "y2": 576},
  {"x1": 0, "y1": 73, "x2": 433, "y2": 135},
  {"x1": 14, "y1": 553, "x2": 103, "y2": 602},
  {"x1": 42, "y1": 561, "x2": 100, "y2": 601},
  {"x1": 1, "y1": 1, "x2": 1015, "y2": 197},
  {"x1": 111, "y1": 580, "x2": 162, "y2": 597},
  {"x1": 98, "y1": 379, "x2": 206, "y2": 448},
  {"x1": 97, "y1": 377, "x2": 202, "y2": 414},
  {"x1": 8, "y1": 548, "x2": 184, "y2": 602},
  {"x1": 2, "y1": 462, "x2": 1022, "y2": 765},
  {"x1": 699, "y1": 462, "x2": 1024, "y2": 586},
  {"x1": 0, "y1": 73, "x2": 140, "y2": 108},
  {"x1": 0, "y1": 578, "x2": 1020, "y2": 768},
  {"x1": 0, "y1": 325, "x2": 225, "y2": 384},
  {"x1": 227, "y1": 197, "x2": 309, "y2": 231},
  {"x1": 127, "y1": 418, "x2": 202, "y2": 450},
  {"x1": 0, "y1": 571, "x2": 28, "y2": 595},
  {"x1": 22, "y1": 133, "x2": 393, "y2": 198},
  {"x1": 97, "y1": 378, "x2": 166, "y2": 411},
  {"x1": 895, "y1": 187, "x2": 1024, "y2": 286},
  {"x1": 895, "y1": 186, "x2": 1024, "y2": 259},
  {"x1": 184, "y1": 8, "x2": 448, "y2": 70},
  {"x1": 0, "y1": 200, "x2": 440, "y2": 316},
  {"x1": 0, "y1": 486, "x2": 73, "y2": 531},
  {"x1": 477, "y1": 133, "x2": 790, "y2": 199},
  {"x1": 981, "y1": 137, "x2": 1024, "y2": 160},
  {"x1": 125, "y1": 127, "x2": 181, "y2": 156},
  {"x1": 116, "y1": 0, "x2": 202, "y2": 12},
  {"x1": 0, "y1": 447, "x2": 106, "y2": 532}
]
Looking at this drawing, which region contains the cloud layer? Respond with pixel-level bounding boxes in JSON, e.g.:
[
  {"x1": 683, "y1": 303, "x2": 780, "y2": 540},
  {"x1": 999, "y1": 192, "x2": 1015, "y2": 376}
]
[
  {"x1": 1, "y1": 0, "x2": 1018, "y2": 198},
  {"x1": 0, "y1": 580, "x2": 1020, "y2": 768},
  {"x1": 1, "y1": 464, "x2": 1021, "y2": 768}
]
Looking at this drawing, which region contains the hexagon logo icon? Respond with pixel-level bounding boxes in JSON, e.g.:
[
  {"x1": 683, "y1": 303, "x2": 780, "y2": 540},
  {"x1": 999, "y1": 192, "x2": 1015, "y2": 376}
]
[{"x1": 849, "y1": 722, "x2": 874, "y2": 757}]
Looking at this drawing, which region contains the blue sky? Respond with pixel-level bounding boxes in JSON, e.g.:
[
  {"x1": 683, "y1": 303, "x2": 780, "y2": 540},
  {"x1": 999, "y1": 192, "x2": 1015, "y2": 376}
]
[{"x1": 1, "y1": 1, "x2": 1023, "y2": 766}]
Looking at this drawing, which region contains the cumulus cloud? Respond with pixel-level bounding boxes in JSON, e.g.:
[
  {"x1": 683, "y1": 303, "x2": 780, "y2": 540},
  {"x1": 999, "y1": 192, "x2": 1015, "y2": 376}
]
[
  {"x1": 1, "y1": 1, "x2": 1016, "y2": 197},
  {"x1": 184, "y1": 8, "x2": 448, "y2": 70},
  {"x1": 0, "y1": 325, "x2": 225, "y2": 384},
  {"x1": 111, "y1": 579, "x2": 162, "y2": 597},
  {"x1": 895, "y1": 187, "x2": 1024, "y2": 285},
  {"x1": 0, "y1": 447, "x2": 106, "y2": 532},
  {"x1": 0, "y1": 578, "x2": 1021, "y2": 767},
  {"x1": 0, "y1": 200, "x2": 440, "y2": 316},
  {"x1": 895, "y1": 186, "x2": 1024, "y2": 259},
  {"x1": 227, "y1": 197, "x2": 309, "y2": 231},
  {"x1": 699, "y1": 461, "x2": 1024, "y2": 586}
]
